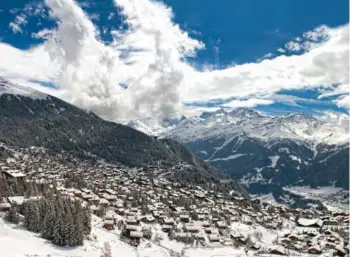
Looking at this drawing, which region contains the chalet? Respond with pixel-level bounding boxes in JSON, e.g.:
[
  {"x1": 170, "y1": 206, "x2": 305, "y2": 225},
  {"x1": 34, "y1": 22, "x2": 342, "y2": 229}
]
[
  {"x1": 201, "y1": 220, "x2": 211, "y2": 227},
  {"x1": 129, "y1": 231, "x2": 143, "y2": 239},
  {"x1": 297, "y1": 218, "x2": 322, "y2": 228},
  {"x1": 208, "y1": 234, "x2": 220, "y2": 242},
  {"x1": 163, "y1": 217, "x2": 175, "y2": 226},
  {"x1": 141, "y1": 215, "x2": 155, "y2": 223},
  {"x1": 269, "y1": 247, "x2": 286, "y2": 255},
  {"x1": 8, "y1": 196, "x2": 25, "y2": 206},
  {"x1": 103, "y1": 219, "x2": 115, "y2": 230},
  {"x1": 180, "y1": 214, "x2": 190, "y2": 223},
  {"x1": 126, "y1": 217, "x2": 139, "y2": 225},
  {"x1": 2, "y1": 170, "x2": 25, "y2": 181},
  {"x1": 185, "y1": 224, "x2": 200, "y2": 233},
  {"x1": 307, "y1": 245, "x2": 322, "y2": 254},
  {"x1": 216, "y1": 221, "x2": 227, "y2": 229},
  {"x1": 161, "y1": 225, "x2": 172, "y2": 232},
  {"x1": 0, "y1": 202, "x2": 11, "y2": 211},
  {"x1": 194, "y1": 233, "x2": 205, "y2": 240},
  {"x1": 99, "y1": 198, "x2": 109, "y2": 206},
  {"x1": 323, "y1": 219, "x2": 339, "y2": 226},
  {"x1": 105, "y1": 210, "x2": 118, "y2": 223},
  {"x1": 335, "y1": 245, "x2": 347, "y2": 257},
  {"x1": 125, "y1": 225, "x2": 139, "y2": 231},
  {"x1": 175, "y1": 232, "x2": 191, "y2": 241},
  {"x1": 90, "y1": 205, "x2": 100, "y2": 214}
]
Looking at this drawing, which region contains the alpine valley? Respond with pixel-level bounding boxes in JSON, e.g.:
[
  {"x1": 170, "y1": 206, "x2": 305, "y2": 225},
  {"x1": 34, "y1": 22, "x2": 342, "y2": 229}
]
[
  {"x1": 0, "y1": 80, "x2": 349, "y2": 257},
  {"x1": 128, "y1": 108, "x2": 350, "y2": 209}
]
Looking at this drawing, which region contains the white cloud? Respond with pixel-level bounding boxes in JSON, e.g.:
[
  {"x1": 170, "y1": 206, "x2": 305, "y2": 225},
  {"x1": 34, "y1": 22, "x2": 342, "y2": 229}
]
[
  {"x1": 180, "y1": 106, "x2": 220, "y2": 117},
  {"x1": 0, "y1": 43, "x2": 57, "y2": 81},
  {"x1": 8, "y1": 2, "x2": 47, "y2": 34},
  {"x1": 284, "y1": 41, "x2": 302, "y2": 52},
  {"x1": 334, "y1": 95, "x2": 350, "y2": 109},
  {"x1": 9, "y1": 22, "x2": 23, "y2": 34},
  {"x1": 182, "y1": 24, "x2": 349, "y2": 105},
  {"x1": 9, "y1": 14, "x2": 28, "y2": 34},
  {"x1": 0, "y1": 0, "x2": 348, "y2": 122},
  {"x1": 282, "y1": 25, "x2": 332, "y2": 53},
  {"x1": 320, "y1": 111, "x2": 349, "y2": 130},
  {"x1": 222, "y1": 99, "x2": 274, "y2": 108}
]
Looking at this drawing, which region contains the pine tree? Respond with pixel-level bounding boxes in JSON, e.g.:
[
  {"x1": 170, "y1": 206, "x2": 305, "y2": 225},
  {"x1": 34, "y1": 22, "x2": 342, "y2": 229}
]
[
  {"x1": 62, "y1": 207, "x2": 73, "y2": 246},
  {"x1": 82, "y1": 208, "x2": 91, "y2": 235},
  {"x1": 25, "y1": 182, "x2": 33, "y2": 198},
  {"x1": 5, "y1": 207, "x2": 19, "y2": 224},
  {"x1": 52, "y1": 212, "x2": 64, "y2": 246},
  {"x1": 41, "y1": 203, "x2": 56, "y2": 241},
  {"x1": 31, "y1": 203, "x2": 41, "y2": 233}
]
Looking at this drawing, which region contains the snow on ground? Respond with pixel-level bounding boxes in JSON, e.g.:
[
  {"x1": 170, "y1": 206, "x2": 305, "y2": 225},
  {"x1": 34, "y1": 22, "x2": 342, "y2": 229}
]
[
  {"x1": 230, "y1": 222, "x2": 278, "y2": 245},
  {"x1": 0, "y1": 78, "x2": 47, "y2": 100},
  {"x1": 289, "y1": 155, "x2": 301, "y2": 163},
  {"x1": 268, "y1": 156, "x2": 279, "y2": 168},
  {"x1": 211, "y1": 153, "x2": 248, "y2": 162},
  {"x1": 0, "y1": 215, "x2": 139, "y2": 257},
  {"x1": 284, "y1": 186, "x2": 349, "y2": 211},
  {"x1": 185, "y1": 247, "x2": 244, "y2": 257},
  {"x1": 1, "y1": 215, "x2": 282, "y2": 257},
  {"x1": 254, "y1": 193, "x2": 282, "y2": 207}
]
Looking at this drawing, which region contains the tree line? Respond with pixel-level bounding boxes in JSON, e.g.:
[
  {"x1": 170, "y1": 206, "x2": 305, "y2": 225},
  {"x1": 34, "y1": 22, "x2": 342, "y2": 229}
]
[{"x1": 2, "y1": 179, "x2": 91, "y2": 247}]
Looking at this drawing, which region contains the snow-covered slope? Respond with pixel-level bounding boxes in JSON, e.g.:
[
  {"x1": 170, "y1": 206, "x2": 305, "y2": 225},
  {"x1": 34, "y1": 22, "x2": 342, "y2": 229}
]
[
  {"x1": 165, "y1": 108, "x2": 349, "y2": 146},
  {"x1": 129, "y1": 108, "x2": 349, "y2": 203},
  {"x1": 126, "y1": 114, "x2": 185, "y2": 136},
  {"x1": 0, "y1": 78, "x2": 47, "y2": 100}
]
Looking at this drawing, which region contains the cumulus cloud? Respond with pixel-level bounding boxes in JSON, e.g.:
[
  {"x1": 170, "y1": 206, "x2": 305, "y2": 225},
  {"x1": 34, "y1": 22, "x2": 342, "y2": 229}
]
[
  {"x1": 0, "y1": 0, "x2": 348, "y2": 122},
  {"x1": 182, "y1": 24, "x2": 349, "y2": 105},
  {"x1": 320, "y1": 111, "x2": 349, "y2": 130}
]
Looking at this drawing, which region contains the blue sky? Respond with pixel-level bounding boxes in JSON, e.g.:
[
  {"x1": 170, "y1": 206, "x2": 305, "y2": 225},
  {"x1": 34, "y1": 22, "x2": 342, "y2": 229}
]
[{"x1": 0, "y1": 0, "x2": 348, "y2": 120}]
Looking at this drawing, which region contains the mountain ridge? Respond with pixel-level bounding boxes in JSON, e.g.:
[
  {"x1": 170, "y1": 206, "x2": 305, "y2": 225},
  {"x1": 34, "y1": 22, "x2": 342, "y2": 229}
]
[
  {"x1": 0, "y1": 78, "x2": 245, "y2": 194},
  {"x1": 127, "y1": 107, "x2": 349, "y2": 205}
]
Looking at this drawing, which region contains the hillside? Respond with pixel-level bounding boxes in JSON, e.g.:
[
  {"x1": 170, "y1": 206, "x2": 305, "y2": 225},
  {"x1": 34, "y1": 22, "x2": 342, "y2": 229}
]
[{"x1": 0, "y1": 78, "x2": 241, "y2": 190}]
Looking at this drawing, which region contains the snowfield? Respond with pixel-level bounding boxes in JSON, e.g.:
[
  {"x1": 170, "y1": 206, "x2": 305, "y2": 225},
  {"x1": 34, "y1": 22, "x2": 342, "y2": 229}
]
[
  {"x1": 284, "y1": 186, "x2": 349, "y2": 211},
  {"x1": 0, "y1": 216, "x2": 261, "y2": 257}
]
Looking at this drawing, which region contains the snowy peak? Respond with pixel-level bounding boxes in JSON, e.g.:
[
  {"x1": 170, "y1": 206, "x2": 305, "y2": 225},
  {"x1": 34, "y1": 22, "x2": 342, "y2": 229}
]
[
  {"x1": 168, "y1": 109, "x2": 349, "y2": 145},
  {"x1": 126, "y1": 114, "x2": 186, "y2": 136},
  {"x1": 128, "y1": 107, "x2": 349, "y2": 146},
  {"x1": 0, "y1": 77, "x2": 47, "y2": 99},
  {"x1": 199, "y1": 107, "x2": 227, "y2": 119},
  {"x1": 228, "y1": 107, "x2": 262, "y2": 119}
]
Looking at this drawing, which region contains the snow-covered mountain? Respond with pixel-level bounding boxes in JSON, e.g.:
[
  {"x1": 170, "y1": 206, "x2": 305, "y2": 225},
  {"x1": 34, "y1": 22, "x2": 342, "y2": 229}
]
[
  {"x1": 126, "y1": 114, "x2": 186, "y2": 136},
  {"x1": 128, "y1": 108, "x2": 349, "y2": 203},
  {"x1": 165, "y1": 108, "x2": 348, "y2": 146}
]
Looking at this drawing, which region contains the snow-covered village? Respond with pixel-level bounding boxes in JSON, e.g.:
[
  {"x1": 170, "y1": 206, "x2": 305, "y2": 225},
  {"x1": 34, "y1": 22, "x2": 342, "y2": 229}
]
[
  {"x1": 0, "y1": 145, "x2": 348, "y2": 257},
  {"x1": 0, "y1": 0, "x2": 349, "y2": 256}
]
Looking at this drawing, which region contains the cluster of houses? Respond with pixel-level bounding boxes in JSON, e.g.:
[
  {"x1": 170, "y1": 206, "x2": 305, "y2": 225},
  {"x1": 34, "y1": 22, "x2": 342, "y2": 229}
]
[{"x1": 0, "y1": 145, "x2": 349, "y2": 256}]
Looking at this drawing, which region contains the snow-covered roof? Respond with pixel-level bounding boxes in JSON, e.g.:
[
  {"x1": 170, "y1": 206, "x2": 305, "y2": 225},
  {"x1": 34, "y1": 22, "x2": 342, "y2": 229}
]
[
  {"x1": 3, "y1": 170, "x2": 25, "y2": 178},
  {"x1": 8, "y1": 196, "x2": 25, "y2": 205},
  {"x1": 297, "y1": 218, "x2": 323, "y2": 227},
  {"x1": 130, "y1": 231, "x2": 143, "y2": 238}
]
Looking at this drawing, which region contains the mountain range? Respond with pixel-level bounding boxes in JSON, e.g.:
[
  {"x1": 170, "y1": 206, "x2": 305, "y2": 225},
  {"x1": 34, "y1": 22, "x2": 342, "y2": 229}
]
[
  {"x1": 0, "y1": 78, "x2": 245, "y2": 194},
  {"x1": 0, "y1": 77, "x2": 348, "y2": 207},
  {"x1": 128, "y1": 107, "x2": 349, "y2": 205}
]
